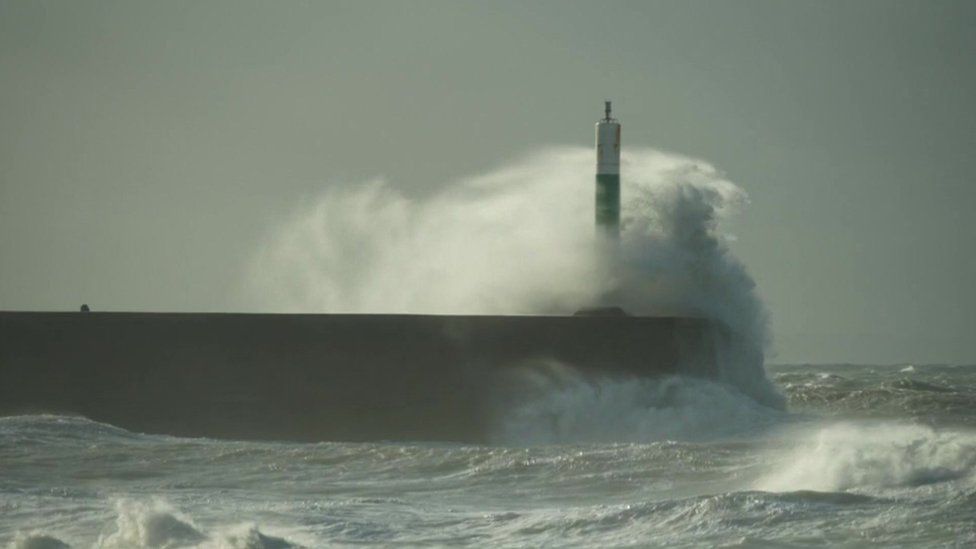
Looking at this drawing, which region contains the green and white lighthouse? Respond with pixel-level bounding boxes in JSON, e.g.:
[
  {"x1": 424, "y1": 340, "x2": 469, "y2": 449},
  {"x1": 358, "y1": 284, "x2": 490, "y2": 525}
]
[{"x1": 595, "y1": 101, "x2": 621, "y2": 240}]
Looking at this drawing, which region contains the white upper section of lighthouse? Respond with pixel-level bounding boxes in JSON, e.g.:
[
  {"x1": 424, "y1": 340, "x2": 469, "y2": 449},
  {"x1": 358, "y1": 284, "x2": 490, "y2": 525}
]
[{"x1": 595, "y1": 100, "x2": 620, "y2": 175}]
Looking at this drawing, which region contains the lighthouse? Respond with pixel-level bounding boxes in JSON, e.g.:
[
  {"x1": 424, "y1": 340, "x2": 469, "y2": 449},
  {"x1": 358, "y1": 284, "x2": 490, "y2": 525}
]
[{"x1": 595, "y1": 100, "x2": 621, "y2": 240}]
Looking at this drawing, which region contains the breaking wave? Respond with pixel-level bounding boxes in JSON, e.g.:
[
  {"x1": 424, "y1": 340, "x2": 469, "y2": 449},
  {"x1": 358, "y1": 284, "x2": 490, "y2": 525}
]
[
  {"x1": 7, "y1": 499, "x2": 304, "y2": 549},
  {"x1": 245, "y1": 147, "x2": 781, "y2": 406},
  {"x1": 757, "y1": 422, "x2": 976, "y2": 493},
  {"x1": 491, "y1": 364, "x2": 783, "y2": 445}
]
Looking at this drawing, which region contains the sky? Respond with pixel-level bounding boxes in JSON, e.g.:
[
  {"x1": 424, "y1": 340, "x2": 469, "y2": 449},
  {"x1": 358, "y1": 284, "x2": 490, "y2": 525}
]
[{"x1": 1, "y1": 0, "x2": 974, "y2": 364}]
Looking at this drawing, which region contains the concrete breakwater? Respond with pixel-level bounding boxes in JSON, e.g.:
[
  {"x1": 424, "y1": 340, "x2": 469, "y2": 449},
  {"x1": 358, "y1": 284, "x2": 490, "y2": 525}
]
[{"x1": 0, "y1": 312, "x2": 728, "y2": 442}]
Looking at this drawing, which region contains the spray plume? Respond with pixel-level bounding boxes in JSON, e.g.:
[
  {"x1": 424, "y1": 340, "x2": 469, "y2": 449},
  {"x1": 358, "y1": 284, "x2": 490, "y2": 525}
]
[{"x1": 244, "y1": 147, "x2": 781, "y2": 408}]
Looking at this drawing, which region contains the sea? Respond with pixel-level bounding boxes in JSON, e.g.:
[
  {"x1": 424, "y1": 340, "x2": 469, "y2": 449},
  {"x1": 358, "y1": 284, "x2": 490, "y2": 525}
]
[{"x1": 2, "y1": 363, "x2": 975, "y2": 548}]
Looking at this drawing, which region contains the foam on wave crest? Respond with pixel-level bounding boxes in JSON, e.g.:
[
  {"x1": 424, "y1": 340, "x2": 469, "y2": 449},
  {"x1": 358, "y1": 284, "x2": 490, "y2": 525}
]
[
  {"x1": 90, "y1": 500, "x2": 303, "y2": 549},
  {"x1": 757, "y1": 422, "x2": 976, "y2": 493},
  {"x1": 96, "y1": 500, "x2": 203, "y2": 548},
  {"x1": 6, "y1": 500, "x2": 304, "y2": 549}
]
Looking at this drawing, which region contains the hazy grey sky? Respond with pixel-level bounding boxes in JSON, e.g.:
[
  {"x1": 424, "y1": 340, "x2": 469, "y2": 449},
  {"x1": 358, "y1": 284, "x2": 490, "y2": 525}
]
[{"x1": 1, "y1": 1, "x2": 974, "y2": 364}]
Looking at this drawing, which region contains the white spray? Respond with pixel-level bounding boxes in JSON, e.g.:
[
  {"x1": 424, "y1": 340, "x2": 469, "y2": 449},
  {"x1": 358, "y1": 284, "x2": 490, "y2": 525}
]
[
  {"x1": 246, "y1": 148, "x2": 602, "y2": 315},
  {"x1": 757, "y1": 422, "x2": 976, "y2": 493},
  {"x1": 244, "y1": 147, "x2": 784, "y2": 439}
]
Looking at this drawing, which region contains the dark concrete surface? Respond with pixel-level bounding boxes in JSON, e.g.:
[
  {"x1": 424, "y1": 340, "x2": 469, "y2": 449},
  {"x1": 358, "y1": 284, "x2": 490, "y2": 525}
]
[{"x1": 0, "y1": 312, "x2": 725, "y2": 442}]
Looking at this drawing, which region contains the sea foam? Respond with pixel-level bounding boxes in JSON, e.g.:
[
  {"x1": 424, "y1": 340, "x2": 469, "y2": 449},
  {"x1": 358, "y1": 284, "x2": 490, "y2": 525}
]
[
  {"x1": 757, "y1": 421, "x2": 976, "y2": 493},
  {"x1": 491, "y1": 363, "x2": 782, "y2": 445}
]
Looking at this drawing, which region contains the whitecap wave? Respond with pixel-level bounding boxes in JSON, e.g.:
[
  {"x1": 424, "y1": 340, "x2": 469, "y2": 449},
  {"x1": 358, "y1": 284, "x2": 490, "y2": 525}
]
[
  {"x1": 97, "y1": 500, "x2": 205, "y2": 548},
  {"x1": 92, "y1": 499, "x2": 304, "y2": 549},
  {"x1": 757, "y1": 421, "x2": 976, "y2": 492}
]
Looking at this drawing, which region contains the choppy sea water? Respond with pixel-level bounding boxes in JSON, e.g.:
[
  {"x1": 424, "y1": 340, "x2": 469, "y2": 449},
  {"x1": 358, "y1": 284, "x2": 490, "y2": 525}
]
[{"x1": 3, "y1": 364, "x2": 975, "y2": 548}]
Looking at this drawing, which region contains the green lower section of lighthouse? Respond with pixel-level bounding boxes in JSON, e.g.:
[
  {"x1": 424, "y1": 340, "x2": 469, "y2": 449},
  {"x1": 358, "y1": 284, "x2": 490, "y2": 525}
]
[{"x1": 595, "y1": 173, "x2": 620, "y2": 236}]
